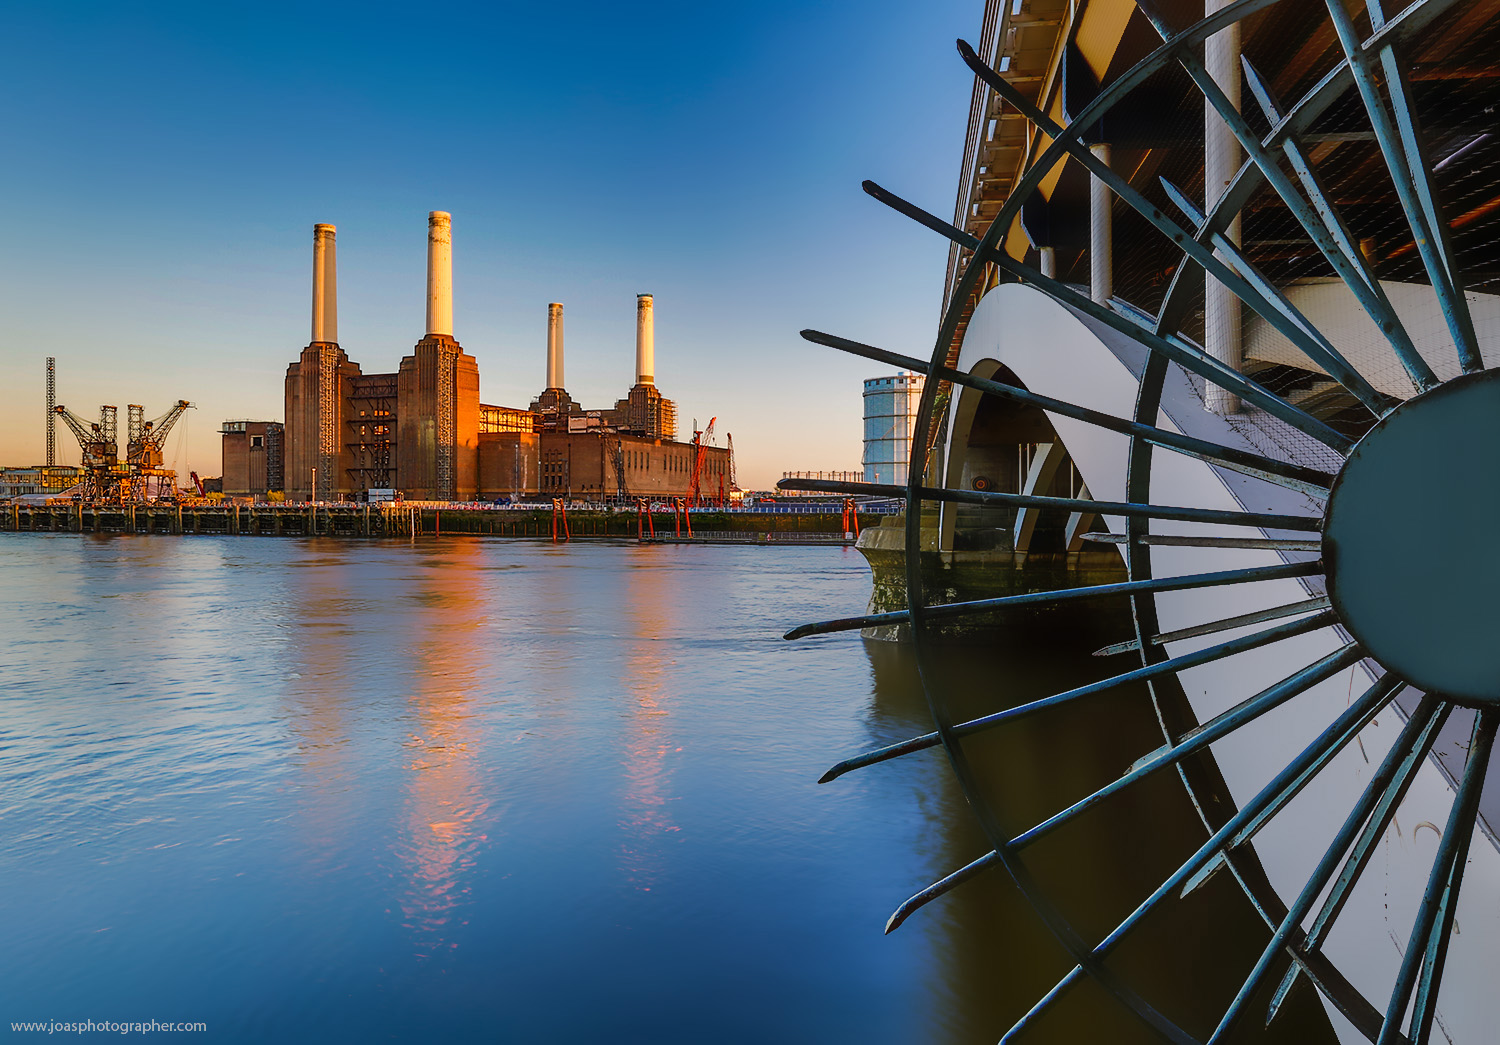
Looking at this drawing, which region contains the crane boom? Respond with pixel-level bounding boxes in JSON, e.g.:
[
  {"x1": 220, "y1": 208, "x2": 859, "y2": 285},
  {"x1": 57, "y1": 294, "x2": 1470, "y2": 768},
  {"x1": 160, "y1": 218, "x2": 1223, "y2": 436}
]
[
  {"x1": 129, "y1": 400, "x2": 193, "y2": 467},
  {"x1": 54, "y1": 406, "x2": 97, "y2": 454},
  {"x1": 54, "y1": 406, "x2": 115, "y2": 464},
  {"x1": 687, "y1": 416, "x2": 716, "y2": 506},
  {"x1": 145, "y1": 400, "x2": 192, "y2": 446},
  {"x1": 54, "y1": 405, "x2": 119, "y2": 500}
]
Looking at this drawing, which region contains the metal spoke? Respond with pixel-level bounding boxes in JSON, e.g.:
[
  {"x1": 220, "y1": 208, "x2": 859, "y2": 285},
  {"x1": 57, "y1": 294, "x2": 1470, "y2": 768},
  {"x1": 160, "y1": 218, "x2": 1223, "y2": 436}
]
[
  {"x1": 1000, "y1": 966, "x2": 1087, "y2": 1043},
  {"x1": 1146, "y1": 0, "x2": 1457, "y2": 382},
  {"x1": 1158, "y1": 178, "x2": 1392, "y2": 412},
  {"x1": 1406, "y1": 849, "x2": 1466, "y2": 1044},
  {"x1": 957, "y1": 38, "x2": 1391, "y2": 415},
  {"x1": 860, "y1": 177, "x2": 1357, "y2": 453},
  {"x1": 776, "y1": 476, "x2": 1324, "y2": 531},
  {"x1": 785, "y1": 561, "x2": 1322, "y2": 641},
  {"x1": 1008, "y1": 644, "x2": 1366, "y2": 852},
  {"x1": 1324, "y1": 0, "x2": 1482, "y2": 373},
  {"x1": 1092, "y1": 597, "x2": 1329, "y2": 657},
  {"x1": 1082, "y1": 533, "x2": 1322, "y2": 552},
  {"x1": 818, "y1": 611, "x2": 1336, "y2": 782},
  {"x1": 1208, "y1": 687, "x2": 1436, "y2": 1041},
  {"x1": 1380, "y1": 709, "x2": 1498, "y2": 1044},
  {"x1": 1265, "y1": 700, "x2": 1456, "y2": 1029},
  {"x1": 800, "y1": 328, "x2": 1335, "y2": 496},
  {"x1": 884, "y1": 850, "x2": 1000, "y2": 935},
  {"x1": 1239, "y1": 58, "x2": 1439, "y2": 393},
  {"x1": 795, "y1": 4, "x2": 1494, "y2": 1041},
  {"x1": 1366, "y1": 1, "x2": 1451, "y2": 288},
  {"x1": 1134, "y1": 0, "x2": 1431, "y2": 398},
  {"x1": 1038, "y1": 653, "x2": 1400, "y2": 1005}
]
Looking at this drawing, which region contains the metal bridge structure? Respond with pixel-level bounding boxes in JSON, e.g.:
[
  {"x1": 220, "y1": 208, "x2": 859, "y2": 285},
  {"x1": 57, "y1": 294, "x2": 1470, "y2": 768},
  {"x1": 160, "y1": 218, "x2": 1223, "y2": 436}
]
[{"x1": 783, "y1": 1, "x2": 1500, "y2": 1042}]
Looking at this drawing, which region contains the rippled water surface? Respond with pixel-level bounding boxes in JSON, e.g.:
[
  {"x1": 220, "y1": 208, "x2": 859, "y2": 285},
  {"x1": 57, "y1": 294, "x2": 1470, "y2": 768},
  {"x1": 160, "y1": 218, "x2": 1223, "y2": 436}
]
[
  {"x1": 0, "y1": 534, "x2": 1336, "y2": 1043},
  {"x1": 1, "y1": 535, "x2": 985, "y2": 1042}
]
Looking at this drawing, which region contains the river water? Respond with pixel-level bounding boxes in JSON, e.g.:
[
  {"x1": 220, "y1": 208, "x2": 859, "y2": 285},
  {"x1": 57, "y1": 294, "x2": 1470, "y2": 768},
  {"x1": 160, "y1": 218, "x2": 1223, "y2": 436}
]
[{"x1": 0, "y1": 535, "x2": 1334, "y2": 1042}]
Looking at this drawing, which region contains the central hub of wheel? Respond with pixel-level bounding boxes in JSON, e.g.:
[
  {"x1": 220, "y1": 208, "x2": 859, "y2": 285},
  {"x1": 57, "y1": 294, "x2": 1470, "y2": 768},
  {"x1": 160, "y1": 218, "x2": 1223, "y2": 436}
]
[{"x1": 1324, "y1": 370, "x2": 1500, "y2": 705}]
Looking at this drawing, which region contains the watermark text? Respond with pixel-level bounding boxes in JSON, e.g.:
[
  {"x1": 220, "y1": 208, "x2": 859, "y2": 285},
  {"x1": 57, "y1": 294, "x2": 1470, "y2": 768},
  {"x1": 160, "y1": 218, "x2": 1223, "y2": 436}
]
[{"x1": 9, "y1": 1020, "x2": 206, "y2": 1035}]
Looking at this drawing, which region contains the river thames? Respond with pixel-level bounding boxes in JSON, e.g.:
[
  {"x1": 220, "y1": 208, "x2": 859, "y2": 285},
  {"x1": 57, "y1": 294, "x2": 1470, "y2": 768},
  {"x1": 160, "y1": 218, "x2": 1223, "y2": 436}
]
[{"x1": 0, "y1": 535, "x2": 1331, "y2": 1042}]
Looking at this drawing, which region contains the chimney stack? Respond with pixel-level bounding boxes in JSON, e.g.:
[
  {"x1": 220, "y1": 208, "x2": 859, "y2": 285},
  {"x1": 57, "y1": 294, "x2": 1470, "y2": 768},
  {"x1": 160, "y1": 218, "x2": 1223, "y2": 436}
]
[
  {"x1": 426, "y1": 211, "x2": 453, "y2": 337},
  {"x1": 636, "y1": 293, "x2": 654, "y2": 386},
  {"x1": 311, "y1": 224, "x2": 338, "y2": 343},
  {"x1": 546, "y1": 302, "x2": 564, "y2": 390}
]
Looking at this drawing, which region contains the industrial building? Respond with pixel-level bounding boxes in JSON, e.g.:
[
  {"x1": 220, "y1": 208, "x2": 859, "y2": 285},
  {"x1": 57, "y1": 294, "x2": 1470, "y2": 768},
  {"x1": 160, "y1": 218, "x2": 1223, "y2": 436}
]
[
  {"x1": 219, "y1": 420, "x2": 284, "y2": 499},
  {"x1": 0, "y1": 467, "x2": 83, "y2": 500},
  {"x1": 862, "y1": 372, "x2": 923, "y2": 485},
  {"x1": 236, "y1": 214, "x2": 729, "y2": 503}
]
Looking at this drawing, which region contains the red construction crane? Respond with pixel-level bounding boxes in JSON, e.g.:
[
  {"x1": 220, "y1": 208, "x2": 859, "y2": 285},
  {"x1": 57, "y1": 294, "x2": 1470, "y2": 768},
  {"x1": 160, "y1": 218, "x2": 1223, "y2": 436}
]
[{"x1": 687, "y1": 416, "x2": 716, "y2": 507}]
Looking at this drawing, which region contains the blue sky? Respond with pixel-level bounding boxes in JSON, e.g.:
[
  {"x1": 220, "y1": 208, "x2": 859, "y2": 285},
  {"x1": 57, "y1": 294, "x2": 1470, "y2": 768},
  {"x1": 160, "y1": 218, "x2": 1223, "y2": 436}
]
[{"x1": 0, "y1": 1, "x2": 976, "y2": 489}]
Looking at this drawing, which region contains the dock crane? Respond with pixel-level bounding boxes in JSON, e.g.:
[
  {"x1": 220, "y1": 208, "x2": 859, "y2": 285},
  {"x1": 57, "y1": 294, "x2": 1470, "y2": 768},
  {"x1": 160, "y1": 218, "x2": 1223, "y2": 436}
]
[
  {"x1": 127, "y1": 400, "x2": 192, "y2": 470},
  {"x1": 53, "y1": 405, "x2": 119, "y2": 501},
  {"x1": 687, "y1": 416, "x2": 716, "y2": 507},
  {"x1": 125, "y1": 400, "x2": 193, "y2": 499},
  {"x1": 54, "y1": 399, "x2": 193, "y2": 502}
]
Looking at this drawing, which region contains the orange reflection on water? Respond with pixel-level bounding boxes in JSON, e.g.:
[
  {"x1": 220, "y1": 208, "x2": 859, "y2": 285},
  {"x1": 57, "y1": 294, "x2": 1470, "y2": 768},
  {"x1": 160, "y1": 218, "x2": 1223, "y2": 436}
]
[
  {"x1": 282, "y1": 545, "x2": 366, "y2": 868},
  {"x1": 395, "y1": 542, "x2": 490, "y2": 958},
  {"x1": 617, "y1": 552, "x2": 681, "y2": 891}
]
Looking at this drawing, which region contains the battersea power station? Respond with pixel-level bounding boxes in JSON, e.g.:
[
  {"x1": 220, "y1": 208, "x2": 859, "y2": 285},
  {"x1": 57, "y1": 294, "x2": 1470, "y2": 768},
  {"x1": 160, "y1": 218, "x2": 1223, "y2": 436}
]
[{"x1": 233, "y1": 213, "x2": 730, "y2": 503}]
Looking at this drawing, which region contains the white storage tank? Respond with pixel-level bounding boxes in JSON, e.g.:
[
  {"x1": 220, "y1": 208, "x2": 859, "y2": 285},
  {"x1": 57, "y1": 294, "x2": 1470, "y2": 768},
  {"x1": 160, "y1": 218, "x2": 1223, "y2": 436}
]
[{"x1": 862, "y1": 372, "x2": 923, "y2": 485}]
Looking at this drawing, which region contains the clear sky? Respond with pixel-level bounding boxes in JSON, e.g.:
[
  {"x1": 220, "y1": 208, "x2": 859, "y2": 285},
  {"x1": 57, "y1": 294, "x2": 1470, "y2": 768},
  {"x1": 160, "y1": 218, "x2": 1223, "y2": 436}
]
[{"x1": 0, "y1": 0, "x2": 977, "y2": 490}]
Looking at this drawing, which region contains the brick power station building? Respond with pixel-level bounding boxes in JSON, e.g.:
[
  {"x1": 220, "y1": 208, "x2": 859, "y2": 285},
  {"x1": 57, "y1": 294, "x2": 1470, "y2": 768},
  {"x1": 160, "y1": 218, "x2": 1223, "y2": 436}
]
[{"x1": 224, "y1": 215, "x2": 729, "y2": 502}]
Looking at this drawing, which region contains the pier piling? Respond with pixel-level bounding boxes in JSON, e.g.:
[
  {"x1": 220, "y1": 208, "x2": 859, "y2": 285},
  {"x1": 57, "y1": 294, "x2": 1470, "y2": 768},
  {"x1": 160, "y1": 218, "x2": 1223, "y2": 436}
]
[{"x1": 1, "y1": 504, "x2": 882, "y2": 542}]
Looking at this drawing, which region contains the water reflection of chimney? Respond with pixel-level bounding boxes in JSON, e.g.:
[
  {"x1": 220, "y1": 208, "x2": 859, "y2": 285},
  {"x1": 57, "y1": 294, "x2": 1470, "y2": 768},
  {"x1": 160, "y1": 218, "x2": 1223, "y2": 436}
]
[
  {"x1": 281, "y1": 545, "x2": 362, "y2": 867},
  {"x1": 617, "y1": 543, "x2": 679, "y2": 890},
  {"x1": 397, "y1": 540, "x2": 488, "y2": 957}
]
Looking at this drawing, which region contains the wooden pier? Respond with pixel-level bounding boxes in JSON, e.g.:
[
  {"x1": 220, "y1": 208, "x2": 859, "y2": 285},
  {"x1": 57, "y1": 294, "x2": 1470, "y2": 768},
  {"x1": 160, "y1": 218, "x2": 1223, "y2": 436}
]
[{"x1": 1, "y1": 503, "x2": 878, "y2": 540}]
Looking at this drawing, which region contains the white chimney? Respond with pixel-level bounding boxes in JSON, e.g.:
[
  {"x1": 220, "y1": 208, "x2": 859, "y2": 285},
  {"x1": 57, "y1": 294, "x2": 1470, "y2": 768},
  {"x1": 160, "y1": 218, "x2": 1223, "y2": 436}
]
[
  {"x1": 312, "y1": 224, "x2": 337, "y2": 343},
  {"x1": 636, "y1": 293, "x2": 654, "y2": 386},
  {"x1": 426, "y1": 211, "x2": 453, "y2": 337},
  {"x1": 547, "y1": 302, "x2": 564, "y2": 389}
]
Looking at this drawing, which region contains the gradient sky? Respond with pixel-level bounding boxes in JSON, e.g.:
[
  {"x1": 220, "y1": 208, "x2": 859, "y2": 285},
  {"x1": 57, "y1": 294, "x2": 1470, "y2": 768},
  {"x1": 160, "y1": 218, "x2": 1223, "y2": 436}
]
[{"x1": 0, "y1": 0, "x2": 977, "y2": 490}]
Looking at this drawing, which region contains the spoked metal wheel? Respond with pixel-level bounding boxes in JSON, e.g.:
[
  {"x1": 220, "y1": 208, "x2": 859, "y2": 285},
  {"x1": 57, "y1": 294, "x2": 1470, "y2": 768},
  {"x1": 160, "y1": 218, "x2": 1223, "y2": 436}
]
[{"x1": 782, "y1": 2, "x2": 1500, "y2": 1042}]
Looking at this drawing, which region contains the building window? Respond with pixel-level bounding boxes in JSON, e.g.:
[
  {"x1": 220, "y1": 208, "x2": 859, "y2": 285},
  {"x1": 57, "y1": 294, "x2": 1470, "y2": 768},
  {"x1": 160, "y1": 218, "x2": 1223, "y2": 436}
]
[{"x1": 251, "y1": 436, "x2": 263, "y2": 447}]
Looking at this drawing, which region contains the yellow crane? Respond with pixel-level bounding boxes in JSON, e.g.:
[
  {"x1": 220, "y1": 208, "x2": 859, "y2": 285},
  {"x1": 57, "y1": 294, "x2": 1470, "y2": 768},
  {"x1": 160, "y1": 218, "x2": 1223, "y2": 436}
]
[{"x1": 54, "y1": 399, "x2": 193, "y2": 502}]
